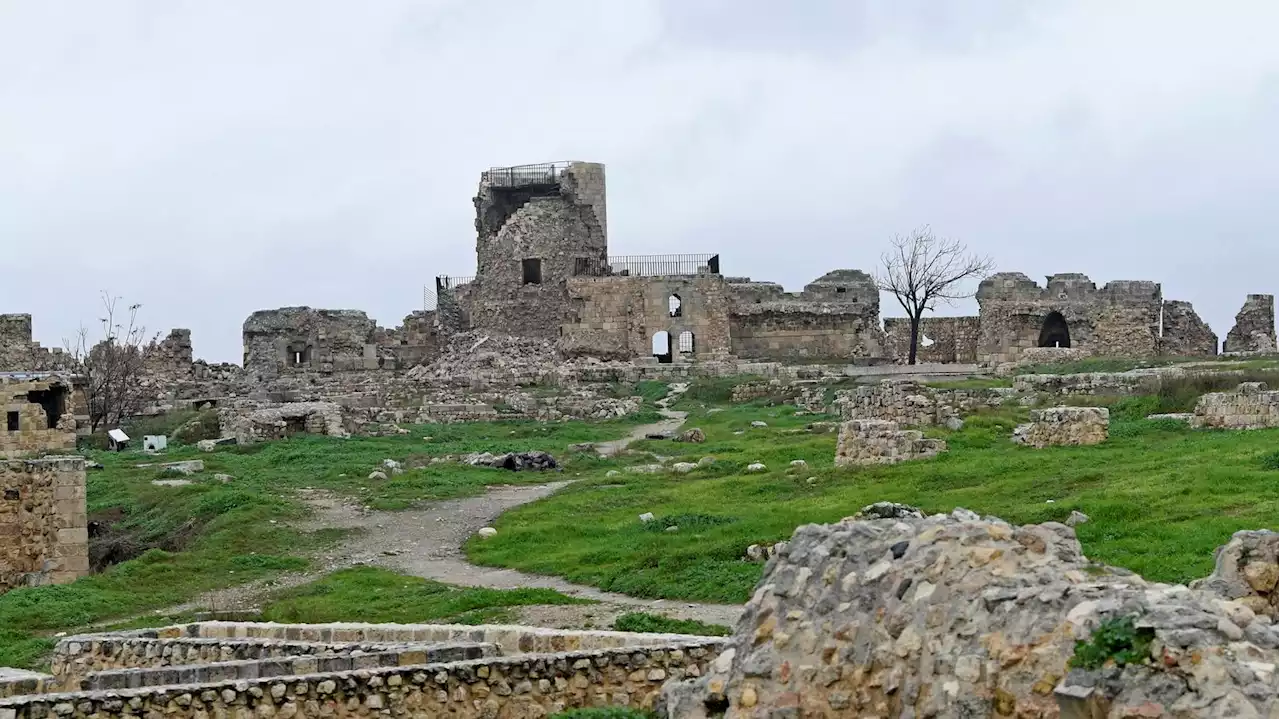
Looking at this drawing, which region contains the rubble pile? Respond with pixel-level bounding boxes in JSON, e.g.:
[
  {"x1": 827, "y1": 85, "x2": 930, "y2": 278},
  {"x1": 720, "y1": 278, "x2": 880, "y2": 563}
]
[{"x1": 660, "y1": 506, "x2": 1279, "y2": 718}]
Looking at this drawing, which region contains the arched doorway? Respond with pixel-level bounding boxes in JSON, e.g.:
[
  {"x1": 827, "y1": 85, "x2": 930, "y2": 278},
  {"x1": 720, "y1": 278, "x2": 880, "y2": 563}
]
[
  {"x1": 1038, "y1": 311, "x2": 1071, "y2": 348},
  {"x1": 652, "y1": 331, "x2": 672, "y2": 364}
]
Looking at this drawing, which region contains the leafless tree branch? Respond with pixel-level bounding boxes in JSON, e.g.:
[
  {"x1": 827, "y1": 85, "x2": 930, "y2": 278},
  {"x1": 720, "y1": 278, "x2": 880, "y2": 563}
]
[
  {"x1": 874, "y1": 225, "x2": 994, "y2": 365},
  {"x1": 62, "y1": 291, "x2": 157, "y2": 432}
]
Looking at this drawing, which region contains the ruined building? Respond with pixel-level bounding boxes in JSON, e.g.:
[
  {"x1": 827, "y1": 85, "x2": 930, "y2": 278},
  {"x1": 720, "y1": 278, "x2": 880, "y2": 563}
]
[
  {"x1": 1224, "y1": 294, "x2": 1278, "y2": 354},
  {"x1": 1, "y1": 373, "x2": 89, "y2": 592},
  {"x1": 442, "y1": 162, "x2": 888, "y2": 364}
]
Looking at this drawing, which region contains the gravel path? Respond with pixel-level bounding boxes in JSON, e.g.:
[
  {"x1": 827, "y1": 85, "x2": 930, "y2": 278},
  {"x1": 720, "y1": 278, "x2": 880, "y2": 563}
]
[{"x1": 152, "y1": 383, "x2": 744, "y2": 629}]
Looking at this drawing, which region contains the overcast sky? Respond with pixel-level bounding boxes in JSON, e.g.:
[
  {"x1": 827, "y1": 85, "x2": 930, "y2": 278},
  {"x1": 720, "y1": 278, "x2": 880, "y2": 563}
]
[{"x1": 1, "y1": 0, "x2": 1276, "y2": 363}]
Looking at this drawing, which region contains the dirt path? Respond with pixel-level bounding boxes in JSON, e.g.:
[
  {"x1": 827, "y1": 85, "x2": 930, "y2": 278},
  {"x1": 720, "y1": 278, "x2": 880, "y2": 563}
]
[
  {"x1": 593, "y1": 382, "x2": 689, "y2": 457},
  {"x1": 154, "y1": 384, "x2": 743, "y2": 630}
]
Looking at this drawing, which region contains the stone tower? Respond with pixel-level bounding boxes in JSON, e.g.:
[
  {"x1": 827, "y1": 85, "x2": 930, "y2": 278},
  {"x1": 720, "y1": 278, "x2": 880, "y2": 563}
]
[{"x1": 468, "y1": 162, "x2": 608, "y2": 340}]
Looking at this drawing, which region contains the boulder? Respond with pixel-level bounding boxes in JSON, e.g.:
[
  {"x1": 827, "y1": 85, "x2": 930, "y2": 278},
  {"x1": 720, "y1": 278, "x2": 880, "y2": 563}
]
[
  {"x1": 367, "y1": 471, "x2": 388, "y2": 481},
  {"x1": 1190, "y1": 529, "x2": 1279, "y2": 620},
  {"x1": 788, "y1": 459, "x2": 807, "y2": 469},
  {"x1": 671, "y1": 462, "x2": 698, "y2": 474},
  {"x1": 1066, "y1": 510, "x2": 1091, "y2": 527},
  {"x1": 746, "y1": 463, "x2": 767, "y2": 473},
  {"x1": 476, "y1": 527, "x2": 497, "y2": 538},
  {"x1": 750, "y1": 421, "x2": 768, "y2": 428},
  {"x1": 676, "y1": 428, "x2": 706, "y2": 443}
]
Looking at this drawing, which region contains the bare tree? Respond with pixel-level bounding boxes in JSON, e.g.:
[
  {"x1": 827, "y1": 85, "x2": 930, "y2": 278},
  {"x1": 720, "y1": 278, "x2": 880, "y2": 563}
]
[
  {"x1": 65, "y1": 292, "x2": 158, "y2": 432},
  {"x1": 875, "y1": 226, "x2": 994, "y2": 365}
]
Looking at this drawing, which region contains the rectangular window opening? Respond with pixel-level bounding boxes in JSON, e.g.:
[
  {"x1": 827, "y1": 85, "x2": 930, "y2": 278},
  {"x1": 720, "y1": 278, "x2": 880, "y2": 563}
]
[
  {"x1": 522, "y1": 258, "x2": 543, "y2": 285},
  {"x1": 6, "y1": 411, "x2": 18, "y2": 432}
]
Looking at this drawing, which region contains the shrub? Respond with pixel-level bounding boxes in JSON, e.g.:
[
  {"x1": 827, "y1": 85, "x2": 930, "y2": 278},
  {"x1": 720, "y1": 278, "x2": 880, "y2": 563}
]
[
  {"x1": 1069, "y1": 615, "x2": 1154, "y2": 670},
  {"x1": 1259, "y1": 451, "x2": 1279, "y2": 470}
]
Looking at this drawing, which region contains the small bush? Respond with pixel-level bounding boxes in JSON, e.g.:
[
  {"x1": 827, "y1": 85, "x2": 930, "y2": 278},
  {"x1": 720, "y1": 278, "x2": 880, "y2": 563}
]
[
  {"x1": 1259, "y1": 451, "x2": 1279, "y2": 470},
  {"x1": 1069, "y1": 615, "x2": 1154, "y2": 670},
  {"x1": 612, "y1": 611, "x2": 731, "y2": 637},
  {"x1": 641, "y1": 513, "x2": 735, "y2": 533}
]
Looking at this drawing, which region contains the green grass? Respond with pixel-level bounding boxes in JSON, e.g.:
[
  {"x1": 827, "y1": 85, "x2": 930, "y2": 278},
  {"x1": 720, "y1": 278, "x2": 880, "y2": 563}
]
[
  {"x1": 0, "y1": 414, "x2": 657, "y2": 669},
  {"x1": 611, "y1": 611, "x2": 731, "y2": 637},
  {"x1": 260, "y1": 567, "x2": 589, "y2": 625},
  {"x1": 467, "y1": 402, "x2": 1278, "y2": 604}
]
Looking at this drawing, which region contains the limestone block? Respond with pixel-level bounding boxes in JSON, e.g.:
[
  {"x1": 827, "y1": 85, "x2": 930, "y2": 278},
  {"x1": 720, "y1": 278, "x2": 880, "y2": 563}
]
[{"x1": 1011, "y1": 406, "x2": 1109, "y2": 448}]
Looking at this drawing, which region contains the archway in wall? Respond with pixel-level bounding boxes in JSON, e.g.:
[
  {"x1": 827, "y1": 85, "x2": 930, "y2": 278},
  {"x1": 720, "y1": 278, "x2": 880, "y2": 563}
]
[
  {"x1": 652, "y1": 331, "x2": 672, "y2": 364},
  {"x1": 1038, "y1": 311, "x2": 1071, "y2": 348}
]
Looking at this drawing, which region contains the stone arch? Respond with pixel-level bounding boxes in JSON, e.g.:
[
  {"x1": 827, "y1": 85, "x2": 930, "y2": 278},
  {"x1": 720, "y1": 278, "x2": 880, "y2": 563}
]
[
  {"x1": 1038, "y1": 311, "x2": 1071, "y2": 348},
  {"x1": 678, "y1": 330, "x2": 695, "y2": 355},
  {"x1": 668, "y1": 294, "x2": 683, "y2": 317},
  {"x1": 652, "y1": 331, "x2": 672, "y2": 364}
]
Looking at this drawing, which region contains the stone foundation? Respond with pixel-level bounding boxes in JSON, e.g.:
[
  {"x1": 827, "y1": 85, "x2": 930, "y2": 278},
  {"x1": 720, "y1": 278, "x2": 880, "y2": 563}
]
[
  {"x1": 2, "y1": 622, "x2": 725, "y2": 718},
  {"x1": 1190, "y1": 381, "x2": 1279, "y2": 430},
  {"x1": 1012, "y1": 406, "x2": 1109, "y2": 447},
  {"x1": 834, "y1": 419, "x2": 947, "y2": 466},
  {"x1": 833, "y1": 379, "x2": 1007, "y2": 427},
  {"x1": 217, "y1": 402, "x2": 349, "y2": 444},
  {"x1": 0, "y1": 456, "x2": 88, "y2": 592}
]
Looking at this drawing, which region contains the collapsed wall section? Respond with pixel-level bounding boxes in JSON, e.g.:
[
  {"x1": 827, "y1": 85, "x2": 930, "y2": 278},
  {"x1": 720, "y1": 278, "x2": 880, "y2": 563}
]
[
  {"x1": 1223, "y1": 294, "x2": 1277, "y2": 354},
  {"x1": 0, "y1": 314, "x2": 76, "y2": 372},
  {"x1": 1, "y1": 374, "x2": 80, "y2": 458},
  {"x1": 1159, "y1": 300, "x2": 1218, "y2": 356}
]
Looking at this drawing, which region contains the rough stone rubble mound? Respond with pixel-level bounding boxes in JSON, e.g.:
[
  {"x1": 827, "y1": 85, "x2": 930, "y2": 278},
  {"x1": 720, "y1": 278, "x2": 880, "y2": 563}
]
[
  {"x1": 660, "y1": 507, "x2": 1279, "y2": 718},
  {"x1": 405, "y1": 331, "x2": 562, "y2": 385},
  {"x1": 462, "y1": 450, "x2": 559, "y2": 471}
]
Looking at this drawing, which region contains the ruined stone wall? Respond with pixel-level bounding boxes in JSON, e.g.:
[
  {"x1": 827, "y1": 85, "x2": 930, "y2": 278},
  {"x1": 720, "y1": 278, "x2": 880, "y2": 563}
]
[
  {"x1": 1191, "y1": 382, "x2": 1279, "y2": 429},
  {"x1": 727, "y1": 270, "x2": 887, "y2": 363},
  {"x1": 833, "y1": 419, "x2": 946, "y2": 466},
  {"x1": 883, "y1": 316, "x2": 980, "y2": 364},
  {"x1": 975, "y1": 272, "x2": 1163, "y2": 365},
  {"x1": 470, "y1": 162, "x2": 608, "y2": 340},
  {"x1": 141, "y1": 329, "x2": 194, "y2": 378},
  {"x1": 1223, "y1": 294, "x2": 1277, "y2": 353},
  {"x1": 1, "y1": 375, "x2": 79, "y2": 458},
  {"x1": 1160, "y1": 300, "x2": 1218, "y2": 356},
  {"x1": 561, "y1": 275, "x2": 732, "y2": 360},
  {"x1": 241, "y1": 308, "x2": 441, "y2": 380},
  {"x1": 833, "y1": 379, "x2": 1007, "y2": 427},
  {"x1": 217, "y1": 402, "x2": 349, "y2": 444},
  {"x1": 0, "y1": 456, "x2": 88, "y2": 593},
  {"x1": 5, "y1": 621, "x2": 725, "y2": 719},
  {"x1": 1012, "y1": 406, "x2": 1110, "y2": 447},
  {"x1": 0, "y1": 314, "x2": 76, "y2": 372}
]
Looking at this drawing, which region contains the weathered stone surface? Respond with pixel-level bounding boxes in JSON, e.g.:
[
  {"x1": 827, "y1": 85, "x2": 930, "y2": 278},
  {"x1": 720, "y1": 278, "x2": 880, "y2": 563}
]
[
  {"x1": 1013, "y1": 406, "x2": 1109, "y2": 447},
  {"x1": 660, "y1": 512, "x2": 1279, "y2": 718},
  {"x1": 1190, "y1": 382, "x2": 1279, "y2": 430},
  {"x1": 0, "y1": 456, "x2": 88, "y2": 593},
  {"x1": 1190, "y1": 529, "x2": 1278, "y2": 621},
  {"x1": 218, "y1": 402, "x2": 348, "y2": 444},
  {"x1": 1159, "y1": 300, "x2": 1219, "y2": 357},
  {"x1": 1223, "y1": 294, "x2": 1277, "y2": 354},
  {"x1": 833, "y1": 379, "x2": 1006, "y2": 427},
  {"x1": 675, "y1": 428, "x2": 706, "y2": 443},
  {"x1": 834, "y1": 419, "x2": 946, "y2": 466}
]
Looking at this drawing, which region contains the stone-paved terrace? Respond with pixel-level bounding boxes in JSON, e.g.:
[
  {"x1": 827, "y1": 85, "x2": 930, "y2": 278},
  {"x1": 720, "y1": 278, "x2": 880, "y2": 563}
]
[{"x1": 0, "y1": 621, "x2": 725, "y2": 718}]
